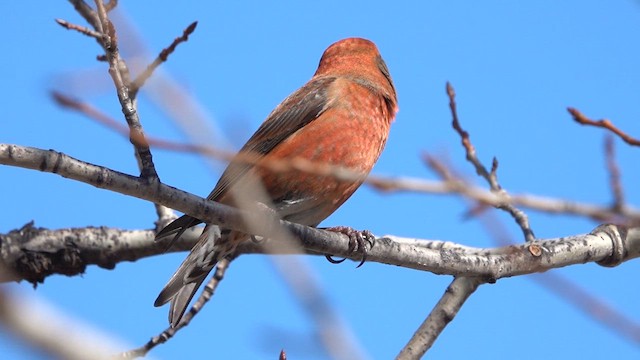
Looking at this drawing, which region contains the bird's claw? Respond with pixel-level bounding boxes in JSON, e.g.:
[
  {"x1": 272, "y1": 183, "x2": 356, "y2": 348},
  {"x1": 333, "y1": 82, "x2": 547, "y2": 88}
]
[{"x1": 323, "y1": 226, "x2": 375, "y2": 267}]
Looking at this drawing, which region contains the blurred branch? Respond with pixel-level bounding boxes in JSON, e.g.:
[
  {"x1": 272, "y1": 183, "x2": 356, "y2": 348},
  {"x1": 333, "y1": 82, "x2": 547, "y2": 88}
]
[
  {"x1": 12, "y1": 5, "x2": 640, "y2": 358},
  {"x1": 568, "y1": 107, "x2": 640, "y2": 147},
  {"x1": 397, "y1": 82, "x2": 539, "y2": 357},
  {"x1": 0, "y1": 289, "x2": 118, "y2": 360},
  {"x1": 105, "y1": 0, "x2": 117, "y2": 12},
  {"x1": 395, "y1": 83, "x2": 640, "y2": 357},
  {"x1": 51, "y1": 92, "x2": 640, "y2": 225},
  {"x1": 604, "y1": 135, "x2": 625, "y2": 212},
  {"x1": 57, "y1": 5, "x2": 364, "y2": 357},
  {"x1": 450, "y1": 161, "x2": 640, "y2": 349},
  {"x1": 481, "y1": 201, "x2": 640, "y2": 346},
  {"x1": 60, "y1": 1, "x2": 202, "y2": 221},
  {"x1": 531, "y1": 271, "x2": 640, "y2": 345},
  {"x1": 68, "y1": 0, "x2": 100, "y2": 30}
]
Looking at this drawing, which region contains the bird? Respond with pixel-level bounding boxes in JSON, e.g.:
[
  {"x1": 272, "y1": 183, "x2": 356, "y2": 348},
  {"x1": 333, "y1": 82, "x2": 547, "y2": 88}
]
[{"x1": 154, "y1": 37, "x2": 398, "y2": 327}]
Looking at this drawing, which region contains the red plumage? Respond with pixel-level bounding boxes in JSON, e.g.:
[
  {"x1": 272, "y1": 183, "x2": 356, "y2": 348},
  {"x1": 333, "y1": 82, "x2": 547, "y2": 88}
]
[{"x1": 155, "y1": 37, "x2": 398, "y2": 327}]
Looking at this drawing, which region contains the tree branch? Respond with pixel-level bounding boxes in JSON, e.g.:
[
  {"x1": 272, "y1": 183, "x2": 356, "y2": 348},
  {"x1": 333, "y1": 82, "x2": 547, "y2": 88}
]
[
  {"x1": 446, "y1": 82, "x2": 535, "y2": 241},
  {"x1": 50, "y1": 91, "x2": 640, "y2": 224},
  {"x1": 396, "y1": 276, "x2": 484, "y2": 359},
  {"x1": 130, "y1": 21, "x2": 198, "y2": 98},
  {"x1": 0, "y1": 288, "x2": 118, "y2": 359},
  {"x1": 568, "y1": 107, "x2": 640, "y2": 147},
  {"x1": 1, "y1": 144, "x2": 638, "y2": 284}
]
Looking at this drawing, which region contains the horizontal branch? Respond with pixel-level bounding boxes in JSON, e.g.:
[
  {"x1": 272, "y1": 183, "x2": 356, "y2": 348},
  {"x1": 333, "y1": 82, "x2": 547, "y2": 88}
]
[
  {"x1": 0, "y1": 222, "x2": 199, "y2": 283},
  {"x1": 1, "y1": 144, "x2": 639, "y2": 284},
  {"x1": 3, "y1": 222, "x2": 638, "y2": 284}
]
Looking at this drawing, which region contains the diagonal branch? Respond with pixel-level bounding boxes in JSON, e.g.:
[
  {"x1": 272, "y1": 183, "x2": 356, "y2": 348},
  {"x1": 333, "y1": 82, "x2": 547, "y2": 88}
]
[
  {"x1": 51, "y1": 92, "x2": 640, "y2": 224},
  {"x1": 130, "y1": 21, "x2": 198, "y2": 98},
  {"x1": 68, "y1": 0, "x2": 100, "y2": 30},
  {"x1": 0, "y1": 289, "x2": 118, "y2": 360},
  {"x1": 568, "y1": 107, "x2": 640, "y2": 147},
  {"x1": 396, "y1": 276, "x2": 484, "y2": 359}
]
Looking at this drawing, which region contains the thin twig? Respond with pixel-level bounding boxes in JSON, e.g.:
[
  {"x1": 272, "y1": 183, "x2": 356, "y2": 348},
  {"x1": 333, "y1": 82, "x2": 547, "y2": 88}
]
[
  {"x1": 119, "y1": 259, "x2": 231, "y2": 358},
  {"x1": 55, "y1": 18, "x2": 102, "y2": 38},
  {"x1": 105, "y1": 0, "x2": 117, "y2": 12},
  {"x1": 568, "y1": 107, "x2": 640, "y2": 147},
  {"x1": 446, "y1": 82, "x2": 536, "y2": 242},
  {"x1": 130, "y1": 21, "x2": 198, "y2": 98},
  {"x1": 68, "y1": 0, "x2": 100, "y2": 29}
]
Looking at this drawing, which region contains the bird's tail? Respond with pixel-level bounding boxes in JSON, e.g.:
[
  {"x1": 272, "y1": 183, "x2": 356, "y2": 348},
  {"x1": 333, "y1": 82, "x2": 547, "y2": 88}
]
[{"x1": 154, "y1": 224, "x2": 223, "y2": 327}]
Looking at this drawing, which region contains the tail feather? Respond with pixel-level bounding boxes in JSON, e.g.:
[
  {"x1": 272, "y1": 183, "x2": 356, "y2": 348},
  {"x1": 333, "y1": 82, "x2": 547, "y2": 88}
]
[
  {"x1": 155, "y1": 214, "x2": 203, "y2": 251},
  {"x1": 167, "y1": 279, "x2": 206, "y2": 328},
  {"x1": 155, "y1": 225, "x2": 222, "y2": 327}
]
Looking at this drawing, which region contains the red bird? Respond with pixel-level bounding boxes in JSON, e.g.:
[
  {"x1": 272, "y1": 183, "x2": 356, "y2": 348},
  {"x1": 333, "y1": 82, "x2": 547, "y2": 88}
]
[{"x1": 155, "y1": 37, "x2": 398, "y2": 327}]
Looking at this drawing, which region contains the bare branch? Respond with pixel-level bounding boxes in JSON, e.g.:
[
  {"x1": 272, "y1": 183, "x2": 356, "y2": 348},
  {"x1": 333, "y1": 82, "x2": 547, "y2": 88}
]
[
  {"x1": 0, "y1": 289, "x2": 118, "y2": 359},
  {"x1": 0, "y1": 222, "x2": 197, "y2": 284},
  {"x1": 446, "y1": 82, "x2": 536, "y2": 242},
  {"x1": 130, "y1": 21, "x2": 198, "y2": 98},
  {"x1": 68, "y1": 0, "x2": 100, "y2": 29},
  {"x1": 119, "y1": 259, "x2": 230, "y2": 358},
  {"x1": 477, "y1": 203, "x2": 640, "y2": 346},
  {"x1": 55, "y1": 18, "x2": 102, "y2": 38},
  {"x1": 92, "y1": 0, "x2": 158, "y2": 180},
  {"x1": 568, "y1": 107, "x2": 640, "y2": 147},
  {"x1": 105, "y1": 0, "x2": 117, "y2": 12},
  {"x1": 51, "y1": 91, "x2": 640, "y2": 224},
  {"x1": 396, "y1": 276, "x2": 484, "y2": 359}
]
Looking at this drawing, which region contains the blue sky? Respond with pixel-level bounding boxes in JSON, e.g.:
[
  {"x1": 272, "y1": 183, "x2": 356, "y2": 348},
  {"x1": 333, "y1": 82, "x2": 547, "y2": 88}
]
[{"x1": 1, "y1": 1, "x2": 639, "y2": 359}]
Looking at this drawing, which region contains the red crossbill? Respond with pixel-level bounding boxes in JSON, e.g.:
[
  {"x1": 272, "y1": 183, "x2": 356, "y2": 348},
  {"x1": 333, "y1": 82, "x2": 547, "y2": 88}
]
[{"x1": 155, "y1": 37, "x2": 398, "y2": 327}]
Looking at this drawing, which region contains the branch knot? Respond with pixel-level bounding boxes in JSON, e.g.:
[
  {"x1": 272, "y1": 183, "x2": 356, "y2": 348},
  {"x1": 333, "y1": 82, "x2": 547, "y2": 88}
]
[{"x1": 593, "y1": 224, "x2": 627, "y2": 267}]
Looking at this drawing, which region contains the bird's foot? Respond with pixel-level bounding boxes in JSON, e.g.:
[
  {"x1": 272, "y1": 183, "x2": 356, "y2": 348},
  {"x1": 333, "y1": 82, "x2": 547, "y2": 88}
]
[{"x1": 323, "y1": 226, "x2": 375, "y2": 268}]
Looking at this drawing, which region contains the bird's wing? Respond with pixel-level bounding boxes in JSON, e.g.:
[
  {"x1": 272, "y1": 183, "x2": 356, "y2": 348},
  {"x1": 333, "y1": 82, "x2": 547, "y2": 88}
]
[
  {"x1": 206, "y1": 76, "x2": 336, "y2": 201},
  {"x1": 155, "y1": 76, "x2": 336, "y2": 241}
]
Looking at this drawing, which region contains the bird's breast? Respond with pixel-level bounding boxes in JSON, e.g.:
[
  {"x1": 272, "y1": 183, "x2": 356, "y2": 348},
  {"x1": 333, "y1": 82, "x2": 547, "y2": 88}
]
[{"x1": 252, "y1": 78, "x2": 394, "y2": 225}]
